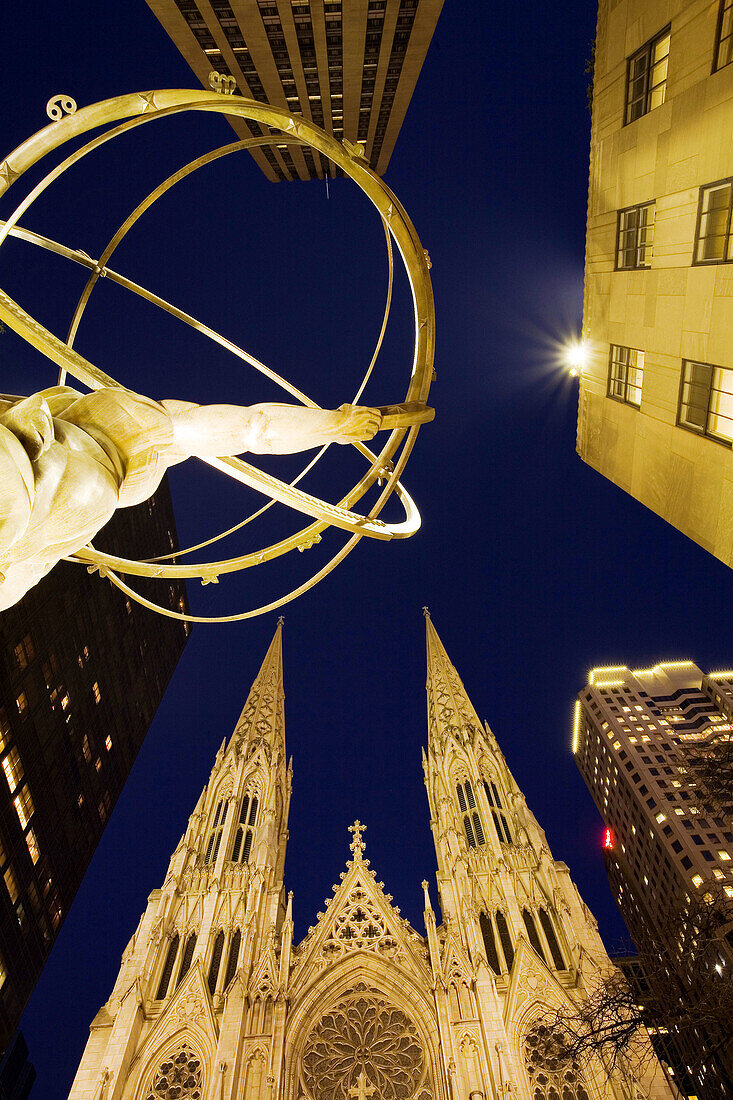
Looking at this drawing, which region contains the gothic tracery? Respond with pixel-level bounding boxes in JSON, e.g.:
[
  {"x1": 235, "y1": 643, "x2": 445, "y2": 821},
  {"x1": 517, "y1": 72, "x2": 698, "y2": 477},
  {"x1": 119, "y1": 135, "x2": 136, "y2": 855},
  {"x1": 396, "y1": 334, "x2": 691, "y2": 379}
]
[
  {"x1": 145, "y1": 1043, "x2": 203, "y2": 1100},
  {"x1": 301, "y1": 986, "x2": 430, "y2": 1100},
  {"x1": 523, "y1": 1023, "x2": 590, "y2": 1100}
]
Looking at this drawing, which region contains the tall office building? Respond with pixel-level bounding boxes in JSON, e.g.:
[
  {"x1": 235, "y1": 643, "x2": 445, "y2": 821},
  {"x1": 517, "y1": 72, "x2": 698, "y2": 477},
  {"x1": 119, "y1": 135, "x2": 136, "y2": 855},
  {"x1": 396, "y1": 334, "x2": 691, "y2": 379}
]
[
  {"x1": 0, "y1": 477, "x2": 190, "y2": 1052},
  {"x1": 66, "y1": 618, "x2": 672, "y2": 1100},
  {"x1": 573, "y1": 660, "x2": 733, "y2": 1096},
  {"x1": 146, "y1": 0, "x2": 443, "y2": 181},
  {"x1": 578, "y1": 0, "x2": 733, "y2": 567}
]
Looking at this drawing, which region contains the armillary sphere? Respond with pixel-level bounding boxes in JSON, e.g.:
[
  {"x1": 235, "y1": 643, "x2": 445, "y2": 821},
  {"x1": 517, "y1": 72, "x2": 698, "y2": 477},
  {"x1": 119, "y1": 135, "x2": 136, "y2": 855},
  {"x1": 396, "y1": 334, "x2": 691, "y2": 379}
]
[{"x1": 0, "y1": 87, "x2": 435, "y2": 622}]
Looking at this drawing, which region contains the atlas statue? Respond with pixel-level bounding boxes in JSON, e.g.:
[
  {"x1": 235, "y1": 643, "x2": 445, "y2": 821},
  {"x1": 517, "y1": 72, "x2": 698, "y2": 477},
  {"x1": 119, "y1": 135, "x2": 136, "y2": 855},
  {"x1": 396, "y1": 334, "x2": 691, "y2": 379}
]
[
  {"x1": 0, "y1": 87, "x2": 436, "y2": 621},
  {"x1": 0, "y1": 388, "x2": 431, "y2": 610}
]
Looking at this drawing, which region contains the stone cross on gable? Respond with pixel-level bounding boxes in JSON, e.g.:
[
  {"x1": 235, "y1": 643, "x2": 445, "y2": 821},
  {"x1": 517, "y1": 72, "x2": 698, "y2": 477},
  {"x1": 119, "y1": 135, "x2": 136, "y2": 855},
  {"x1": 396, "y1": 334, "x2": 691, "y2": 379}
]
[
  {"x1": 348, "y1": 1071, "x2": 375, "y2": 1100},
  {"x1": 348, "y1": 820, "x2": 366, "y2": 857}
]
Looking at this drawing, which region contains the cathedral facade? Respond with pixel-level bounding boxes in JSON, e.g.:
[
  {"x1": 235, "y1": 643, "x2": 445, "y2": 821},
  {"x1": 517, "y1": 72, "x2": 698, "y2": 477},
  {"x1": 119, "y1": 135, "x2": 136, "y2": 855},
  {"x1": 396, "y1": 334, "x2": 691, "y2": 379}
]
[{"x1": 67, "y1": 617, "x2": 673, "y2": 1100}]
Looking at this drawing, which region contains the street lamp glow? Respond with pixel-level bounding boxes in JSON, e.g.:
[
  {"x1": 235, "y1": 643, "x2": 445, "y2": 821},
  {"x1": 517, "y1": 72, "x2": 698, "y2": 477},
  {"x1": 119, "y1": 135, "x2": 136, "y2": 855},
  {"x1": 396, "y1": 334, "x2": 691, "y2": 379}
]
[{"x1": 564, "y1": 339, "x2": 588, "y2": 376}]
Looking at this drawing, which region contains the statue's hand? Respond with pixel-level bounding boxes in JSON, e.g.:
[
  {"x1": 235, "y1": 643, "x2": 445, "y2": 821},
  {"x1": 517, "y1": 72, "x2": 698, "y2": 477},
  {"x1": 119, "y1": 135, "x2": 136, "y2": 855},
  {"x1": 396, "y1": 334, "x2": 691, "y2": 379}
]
[
  {"x1": 0, "y1": 395, "x2": 54, "y2": 460},
  {"x1": 336, "y1": 404, "x2": 382, "y2": 443}
]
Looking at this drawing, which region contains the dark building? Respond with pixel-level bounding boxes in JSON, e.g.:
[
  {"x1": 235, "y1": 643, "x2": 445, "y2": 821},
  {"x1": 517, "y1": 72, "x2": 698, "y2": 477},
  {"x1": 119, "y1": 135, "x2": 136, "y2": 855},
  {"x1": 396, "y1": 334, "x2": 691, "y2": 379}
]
[
  {"x1": 573, "y1": 661, "x2": 733, "y2": 1098},
  {"x1": 146, "y1": 0, "x2": 444, "y2": 181},
  {"x1": 0, "y1": 477, "x2": 190, "y2": 1051},
  {"x1": 0, "y1": 1032, "x2": 35, "y2": 1100}
]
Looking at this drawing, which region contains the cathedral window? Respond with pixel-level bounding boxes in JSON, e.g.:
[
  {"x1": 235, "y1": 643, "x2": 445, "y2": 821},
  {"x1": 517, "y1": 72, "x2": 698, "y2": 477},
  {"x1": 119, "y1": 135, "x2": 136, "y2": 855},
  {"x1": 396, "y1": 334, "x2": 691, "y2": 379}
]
[
  {"x1": 479, "y1": 911, "x2": 501, "y2": 974},
  {"x1": 204, "y1": 800, "x2": 228, "y2": 866},
  {"x1": 207, "y1": 930, "x2": 225, "y2": 994},
  {"x1": 485, "y1": 780, "x2": 513, "y2": 843},
  {"x1": 524, "y1": 1024, "x2": 590, "y2": 1100},
  {"x1": 231, "y1": 792, "x2": 258, "y2": 863},
  {"x1": 522, "y1": 910, "x2": 547, "y2": 965},
  {"x1": 224, "y1": 928, "x2": 241, "y2": 988},
  {"x1": 539, "y1": 909, "x2": 566, "y2": 970},
  {"x1": 156, "y1": 933, "x2": 179, "y2": 1000},
  {"x1": 145, "y1": 1042, "x2": 203, "y2": 1100},
  {"x1": 457, "y1": 783, "x2": 484, "y2": 848},
  {"x1": 176, "y1": 932, "x2": 197, "y2": 987},
  {"x1": 495, "y1": 910, "x2": 514, "y2": 971}
]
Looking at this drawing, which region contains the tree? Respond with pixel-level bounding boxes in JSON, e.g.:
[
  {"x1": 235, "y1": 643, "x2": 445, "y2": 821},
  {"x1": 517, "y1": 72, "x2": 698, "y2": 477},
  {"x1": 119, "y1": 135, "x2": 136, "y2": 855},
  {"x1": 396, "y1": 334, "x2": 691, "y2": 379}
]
[{"x1": 537, "y1": 887, "x2": 733, "y2": 1098}]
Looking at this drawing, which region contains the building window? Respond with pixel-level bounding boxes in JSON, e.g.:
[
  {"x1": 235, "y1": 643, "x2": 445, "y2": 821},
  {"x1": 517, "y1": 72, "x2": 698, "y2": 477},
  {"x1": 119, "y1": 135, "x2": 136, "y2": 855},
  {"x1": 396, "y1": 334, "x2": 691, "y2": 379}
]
[
  {"x1": 539, "y1": 908, "x2": 566, "y2": 970},
  {"x1": 13, "y1": 785, "x2": 34, "y2": 829},
  {"x1": 694, "y1": 179, "x2": 733, "y2": 263},
  {"x1": 495, "y1": 910, "x2": 514, "y2": 971},
  {"x1": 457, "y1": 781, "x2": 485, "y2": 848},
  {"x1": 231, "y1": 792, "x2": 258, "y2": 863},
  {"x1": 207, "y1": 930, "x2": 225, "y2": 995},
  {"x1": 677, "y1": 360, "x2": 733, "y2": 445},
  {"x1": 204, "y1": 800, "x2": 228, "y2": 866},
  {"x1": 156, "y1": 933, "x2": 179, "y2": 1000},
  {"x1": 176, "y1": 932, "x2": 197, "y2": 987},
  {"x1": 522, "y1": 909, "x2": 548, "y2": 965},
  {"x1": 479, "y1": 911, "x2": 501, "y2": 974},
  {"x1": 625, "y1": 26, "x2": 670, "y2": 123},
  {"x1": 616, "y1": 203, "x2": 655, "y2": 268},
  {"x1": 2, "y1": 748, "x2": 23, "y2": 794},
  {"x1": 483, "y1": 780, "x2": 512, "y2": 843},
  {"x1": 608, "y1": 345, "x2": 644, "y2": 407},
  {"x1": 13, "y1": 636, "x2": 34, "y2": 671},
  {"x1": 224, "y1": 928, "x2": 241, "y2": 989},
  {"x1": 714, "y1": 0, "x2": 733, "y2": 71}
]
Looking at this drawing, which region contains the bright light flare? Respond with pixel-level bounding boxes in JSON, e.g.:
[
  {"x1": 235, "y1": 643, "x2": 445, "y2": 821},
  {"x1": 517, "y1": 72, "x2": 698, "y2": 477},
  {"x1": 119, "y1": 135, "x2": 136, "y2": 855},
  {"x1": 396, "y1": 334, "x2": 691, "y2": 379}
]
[{"x1": 564, "y1": 339, "x2": 588, "y2": 376}]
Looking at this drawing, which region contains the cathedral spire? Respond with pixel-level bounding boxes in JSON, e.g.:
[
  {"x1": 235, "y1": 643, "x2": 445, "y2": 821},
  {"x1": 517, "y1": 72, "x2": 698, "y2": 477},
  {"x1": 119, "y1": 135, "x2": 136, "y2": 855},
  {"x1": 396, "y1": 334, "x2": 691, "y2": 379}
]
[
  {"x1": 425, "y1": 610, "x2": 483, "y2": 749},
  {"x1": 230, "y1": 617, "x2": 285, "y2": 757}
]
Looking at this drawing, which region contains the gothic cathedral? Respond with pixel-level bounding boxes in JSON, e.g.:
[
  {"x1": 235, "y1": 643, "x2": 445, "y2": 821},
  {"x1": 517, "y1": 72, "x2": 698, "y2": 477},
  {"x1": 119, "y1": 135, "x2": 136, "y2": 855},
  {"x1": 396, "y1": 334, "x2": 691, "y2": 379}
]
[{"x1": 67, "y1": 616, "x2": 673, "y2": 1100}]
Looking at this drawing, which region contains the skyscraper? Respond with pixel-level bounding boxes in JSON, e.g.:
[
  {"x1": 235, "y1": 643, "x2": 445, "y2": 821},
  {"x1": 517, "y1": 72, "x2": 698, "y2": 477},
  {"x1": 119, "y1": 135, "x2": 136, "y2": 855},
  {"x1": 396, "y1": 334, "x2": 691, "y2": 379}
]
[
  {"x1": 577, "y1": 0, "x2": 733, "y2": 567},
  {"x1": 66, "y1": 618, "x2": 671, "y2": 1100},
  {"x1": 145, "y1": 0, "x2": 444, "y2": 181},
  {"x1": 0, "y1": 477, "x2": 189, "y2": 1053},
  {"x1": 573, "y1": 659, "x2": 733, "y2": 1095}
]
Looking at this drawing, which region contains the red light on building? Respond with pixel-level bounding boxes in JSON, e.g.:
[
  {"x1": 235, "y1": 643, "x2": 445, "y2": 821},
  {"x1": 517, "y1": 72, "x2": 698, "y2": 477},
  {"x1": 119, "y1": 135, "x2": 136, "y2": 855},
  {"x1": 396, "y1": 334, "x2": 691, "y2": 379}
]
[{"x1": 603, "y1": 828, "x2": 613, "y2": 850}]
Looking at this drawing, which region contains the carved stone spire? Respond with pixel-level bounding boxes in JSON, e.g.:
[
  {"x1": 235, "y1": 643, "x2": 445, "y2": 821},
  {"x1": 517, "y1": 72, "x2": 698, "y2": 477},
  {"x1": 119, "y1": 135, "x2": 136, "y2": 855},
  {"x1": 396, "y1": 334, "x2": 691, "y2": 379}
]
[
  {"x1": 231, "y1": 618, "x2": 285, "y2": 757},
  {"x1": 425, "y1": 612, "x2": 483, "y2": 749}
]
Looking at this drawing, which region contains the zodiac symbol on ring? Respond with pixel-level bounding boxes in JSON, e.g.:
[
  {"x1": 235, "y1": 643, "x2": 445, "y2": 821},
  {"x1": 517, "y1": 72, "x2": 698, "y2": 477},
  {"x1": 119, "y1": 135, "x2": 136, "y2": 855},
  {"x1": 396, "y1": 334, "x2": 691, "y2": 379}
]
[
  {"x1": 208, "y1": 71, "x2": 236, "y2": 95},
  {"x1": 46, "y1": 95, "x2": 77, "y2": 122}
]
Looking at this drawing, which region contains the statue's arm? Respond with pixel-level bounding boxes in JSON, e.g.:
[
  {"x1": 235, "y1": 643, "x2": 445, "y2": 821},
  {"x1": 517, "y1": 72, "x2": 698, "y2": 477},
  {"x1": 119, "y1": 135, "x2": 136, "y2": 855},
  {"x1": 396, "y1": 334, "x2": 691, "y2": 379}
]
[{"x1": 161, "y1": 400, "x2": 381, "y2": 458}]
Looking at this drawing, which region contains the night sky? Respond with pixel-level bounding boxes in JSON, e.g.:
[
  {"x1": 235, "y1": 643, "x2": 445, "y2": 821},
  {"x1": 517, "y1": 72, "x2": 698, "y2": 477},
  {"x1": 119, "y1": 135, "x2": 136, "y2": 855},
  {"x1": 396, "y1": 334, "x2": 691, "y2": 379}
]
[{"x1": 2, "y1": 2, "x2": 733, "y2": 1096}]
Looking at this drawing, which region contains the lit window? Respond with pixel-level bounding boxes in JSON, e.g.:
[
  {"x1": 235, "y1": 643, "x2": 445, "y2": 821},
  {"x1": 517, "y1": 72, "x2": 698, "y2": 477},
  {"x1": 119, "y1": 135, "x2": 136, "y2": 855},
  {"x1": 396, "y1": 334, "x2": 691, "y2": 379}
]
[
  {"x1": 677, "y1": 360, "x2": 733, "y2": 445},
  {"x1": 675, "y1": 808, "x2": 685, "y2": 816},
  {"x1": 25, "y1": 828, "x2": 40, "y2": 864},
  {"x1": 2, "y1": 748, "x2": 23, "y2": 794},
  {"x1": 714, "y1": 869, "x2": 725, "y2": 880},
  {"x1": 607, "y1": 347, "x2": 645, "y2": 407},
  {"x1": 13, "y1": 785, "x2": 34, "y2": 829},
  {"x1": 13, "y1": 635, "x2": 34, "y2": 670},
  {"x1": 92, "y1": 682, "x2": 101, "y2": 704},
  {"x1": 616, "y1": 205, "x2": 655, "y2": 269},
  {"x1": 692, "y1": 874, "x2": 703, "y2": 887},
  {"x1": 95, "y1": 757, "x2": 102, "y2": 773},
  {"x1": 15, "y1": 692, "x2": 28, "y2": 718},
  {"x1": 719, "y1": 850, "x2": 731, "y2": 861},
  {"x1": 3, "y1": 867, "x2": 18, "y2": 903},
  {"x1": 694, "y1": 179, "x2": 733, "y2": 263},
  {"x1": 105, "y1": 735, "x2": 112, "y2": 751},
  {"x1": 725, "y1": 886, "x2": 733, "y2": 898},
  {"x1": 655, "y1": 812, "x2": 666, "y2": 823},
  {"x1": 625, "y1": 27, "x2": 670, "y2": 123},
  {"x1": 629, "y1": 737, "x2": 638, "y2": 744},
  {"x1": 82, "y1": 735, "x2": 91, "y2": 763}
]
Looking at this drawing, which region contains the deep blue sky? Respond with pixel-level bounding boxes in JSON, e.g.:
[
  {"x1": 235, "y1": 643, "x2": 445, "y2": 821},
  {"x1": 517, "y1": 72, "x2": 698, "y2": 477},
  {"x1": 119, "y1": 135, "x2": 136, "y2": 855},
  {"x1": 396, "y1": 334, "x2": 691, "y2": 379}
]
[{"x1": 2, "y1": 2, "x2": 733, "y2": 1096}]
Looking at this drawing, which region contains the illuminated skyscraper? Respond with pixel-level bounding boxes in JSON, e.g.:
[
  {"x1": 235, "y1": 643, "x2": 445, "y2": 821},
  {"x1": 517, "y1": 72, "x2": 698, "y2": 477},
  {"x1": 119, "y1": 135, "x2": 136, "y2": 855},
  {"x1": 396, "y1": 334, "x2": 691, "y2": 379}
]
[
  {"x1": 146, "y1": 0, "x2": 444, "y2": 181},
  {"x1": 0, "y1": 478, "x2": 189, "y2": 1052},
  {"x1": 578, "y1": 0, "x2": 733, "y2": 567},
  {"x1": 573, "y1": 660, "x2": 733, "y2": 1095}
]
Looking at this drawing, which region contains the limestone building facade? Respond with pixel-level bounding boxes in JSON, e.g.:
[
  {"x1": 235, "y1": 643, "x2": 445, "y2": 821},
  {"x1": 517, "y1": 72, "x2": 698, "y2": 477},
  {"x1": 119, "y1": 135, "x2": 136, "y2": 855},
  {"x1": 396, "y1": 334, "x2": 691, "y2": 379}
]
[
  {"x1": 578, "y1": 0, "x2": 733, "y2": 567},
  {"x1": 66, "y1": 618, "x2": 673, "y2": 1100}
]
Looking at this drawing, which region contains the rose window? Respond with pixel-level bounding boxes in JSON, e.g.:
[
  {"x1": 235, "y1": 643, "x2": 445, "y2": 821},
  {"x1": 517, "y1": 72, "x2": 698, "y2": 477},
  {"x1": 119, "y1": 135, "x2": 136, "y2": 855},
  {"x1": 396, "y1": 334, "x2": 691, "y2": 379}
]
[
  {"x1": 146, "y1": 1043, "x2": 203, "y2": 1100},
  {"x1": 301, "y1": 985, "x2": 430, "y2": 1100},
  {"x1": 523, "y1": 1024, "x2": 589, "y2": 1100}
]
